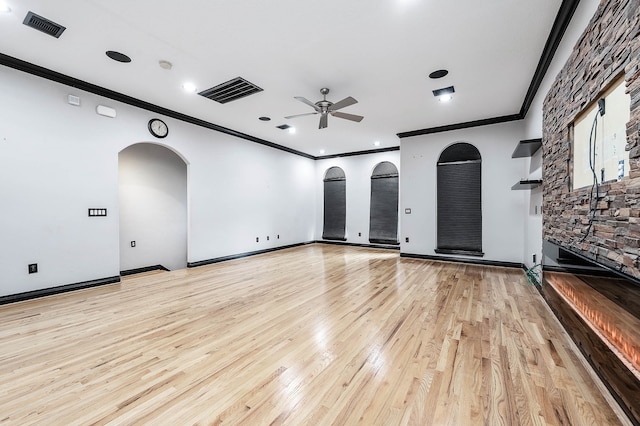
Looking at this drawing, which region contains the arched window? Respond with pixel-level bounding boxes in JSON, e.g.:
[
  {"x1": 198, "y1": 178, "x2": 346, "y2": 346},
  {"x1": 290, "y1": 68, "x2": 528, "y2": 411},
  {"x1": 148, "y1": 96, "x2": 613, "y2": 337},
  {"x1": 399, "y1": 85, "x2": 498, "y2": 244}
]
[
  {"x1": 436, "y1": 143, "x2": 483, "y2": 256},
  {"x1": 323, "y1": 166, "x2": 346, "y2": 241},
  {"x1": 369, "y1": 161, "x2": 399, "y2": 244}
]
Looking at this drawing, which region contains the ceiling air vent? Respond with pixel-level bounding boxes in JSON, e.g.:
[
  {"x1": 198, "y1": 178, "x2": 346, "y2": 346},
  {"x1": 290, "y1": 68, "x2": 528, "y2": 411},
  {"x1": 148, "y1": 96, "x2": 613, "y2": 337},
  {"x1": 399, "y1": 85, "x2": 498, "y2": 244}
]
[
  {"x1": 23, "y1": 11, "x2": 66, "y2": 38},
  {"x1": 198, "y1": 77, "x2": 263, "y2": 104}
]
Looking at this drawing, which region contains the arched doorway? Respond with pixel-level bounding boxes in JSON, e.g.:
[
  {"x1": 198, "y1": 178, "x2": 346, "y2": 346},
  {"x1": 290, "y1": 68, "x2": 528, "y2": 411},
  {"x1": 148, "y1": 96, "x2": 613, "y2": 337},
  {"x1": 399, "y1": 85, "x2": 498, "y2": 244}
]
[{"x1": 118, "y1": 143, "x2": 188, "y2": 272}]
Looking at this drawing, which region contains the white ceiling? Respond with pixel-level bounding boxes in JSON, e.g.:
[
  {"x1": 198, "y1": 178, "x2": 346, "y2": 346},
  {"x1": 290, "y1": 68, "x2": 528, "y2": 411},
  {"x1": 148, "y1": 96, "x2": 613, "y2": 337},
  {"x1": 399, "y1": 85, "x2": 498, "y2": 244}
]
[{"x1": 0, "y1": 0, "x2": 561, "y2": 156}]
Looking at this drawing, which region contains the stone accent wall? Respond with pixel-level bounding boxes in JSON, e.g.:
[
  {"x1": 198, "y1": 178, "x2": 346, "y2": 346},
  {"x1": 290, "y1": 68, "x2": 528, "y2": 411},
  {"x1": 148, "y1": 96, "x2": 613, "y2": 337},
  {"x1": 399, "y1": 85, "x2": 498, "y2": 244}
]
[{"x1": 543, "y1": 0, "x2": 640, "y2": 277}]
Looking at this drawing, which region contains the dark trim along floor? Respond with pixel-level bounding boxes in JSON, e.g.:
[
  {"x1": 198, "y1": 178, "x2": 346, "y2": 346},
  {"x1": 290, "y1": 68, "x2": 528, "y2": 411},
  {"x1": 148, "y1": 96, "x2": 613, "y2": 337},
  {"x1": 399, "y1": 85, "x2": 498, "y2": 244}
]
[
  {"x1": 401, "y1": 252, "x2": 524, "y2": 269},
  {"x1": 0, "y1": 245, "x2": 524, "y2": 305},
  {"x1": 188, "y1": 241, "x2": 402, "y2": 268},
  {"x1": 315, "y1": 240, "x2": 401, "y2": 250},
  {"x1": 187, "y1": 242, "x2": 314, "y2": 268},
  {"x1": 120, "y1": 265, "x2": 170, "y2": 276},
  {"x1": 0, "y1": 276, "x2": 121, "y2": 306}
]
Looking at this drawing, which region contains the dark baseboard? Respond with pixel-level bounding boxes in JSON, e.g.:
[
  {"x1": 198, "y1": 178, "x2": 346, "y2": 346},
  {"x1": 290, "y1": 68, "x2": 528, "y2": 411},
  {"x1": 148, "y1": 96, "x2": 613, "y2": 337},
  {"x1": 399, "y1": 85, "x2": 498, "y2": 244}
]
[
  {"x1": 315, "y1": 240, "x2": 401, "y2": 250},
  {"x1": 120, "y1": 265, "x2": 170, "y2": 276},
  {"x1": 401, "y1": 252, "x2": 523, "y2": 269},
  {"x1": 187, "y1": 242, "x2": 314, "y2": 268},
  {"x1": 0, "y1": 275, "x2": 121, "y2": 305},
  {"x1": 369, "y1": 238, "x2": 400, "y2": 246},
  {"x1": 434, "y1": 248, "x2": 485, "y2": 257},
  {"x1": 188, "y1": 240, "x2": 403, "y2": 268}
]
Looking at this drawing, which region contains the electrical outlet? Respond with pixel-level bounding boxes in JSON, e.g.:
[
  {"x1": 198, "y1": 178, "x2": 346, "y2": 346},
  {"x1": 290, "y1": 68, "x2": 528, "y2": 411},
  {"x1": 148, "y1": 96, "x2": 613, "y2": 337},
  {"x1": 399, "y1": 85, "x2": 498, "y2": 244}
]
[
  {"x1": 358, "y1": 232, "x2": 361, "y2": 237},
  {"x1": 28, "y1": 263, "x2": 38, "y2": 274},
  {"x1": 131, "y1": 241, "x2": 136, "y2": 247},
  {"x1": 533, "y1": 254, "x2": 537, "y2": 263},
  {"x1": 256, "y1": 237, "x2": 259, "y2": 242},
  {"x1": 267, "y1": 236, "x2": 270, "y2": 241},
  {"x1": 405, "y1": 237, "x2": 409, "y2": 243},
  {"x1": 277, "y1": 235, "x2": 280, "y2": 239}
]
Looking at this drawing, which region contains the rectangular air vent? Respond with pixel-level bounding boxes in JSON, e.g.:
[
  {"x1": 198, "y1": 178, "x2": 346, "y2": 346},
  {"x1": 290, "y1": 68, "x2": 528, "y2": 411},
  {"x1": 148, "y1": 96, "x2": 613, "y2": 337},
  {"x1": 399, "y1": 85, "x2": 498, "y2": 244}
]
[
  {"x1": 198, "y1": 77, "x2": 263, "y2": 104},
  {"x1": 23, "y1": 11, "x2": 66, "y2": 38}
]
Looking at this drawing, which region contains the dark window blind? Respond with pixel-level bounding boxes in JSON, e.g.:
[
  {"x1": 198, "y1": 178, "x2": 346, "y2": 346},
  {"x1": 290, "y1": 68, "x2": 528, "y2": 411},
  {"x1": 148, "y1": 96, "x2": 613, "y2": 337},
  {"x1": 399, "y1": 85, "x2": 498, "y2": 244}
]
[
  {"x1": 436, "y1": 143, "x2": 483, "y2": 255},
  {"x1": 323, "y1": 167, "x2": 346, "y2": 241},
  {"x1": 369, "y1": 162, "x2": 399, "y2": 244}
]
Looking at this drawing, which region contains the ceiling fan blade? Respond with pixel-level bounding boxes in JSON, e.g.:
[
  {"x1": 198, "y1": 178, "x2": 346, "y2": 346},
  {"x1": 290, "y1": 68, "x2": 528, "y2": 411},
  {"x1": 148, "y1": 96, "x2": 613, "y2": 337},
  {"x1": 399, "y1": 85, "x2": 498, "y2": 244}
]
[
  {"x1": 328, "y1": 96, "x2": 357, "y2": 112},
  {"x1": 319, "y1": 114, "x2": 328, "y2": 129},
  {"x1": 294, "y1": 96, "x2": 321, "y2": 111},
  {"x1": 284, "y1": 112, "x2": 318, "y2": 119},
  {"x1": 331, "y1": 111, "x2": 364, "y2": 122}
]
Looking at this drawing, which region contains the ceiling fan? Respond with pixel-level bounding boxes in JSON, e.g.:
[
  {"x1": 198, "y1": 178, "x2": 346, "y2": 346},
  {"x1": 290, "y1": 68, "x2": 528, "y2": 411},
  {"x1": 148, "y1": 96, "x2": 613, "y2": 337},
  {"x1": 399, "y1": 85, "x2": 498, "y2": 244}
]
[{"x1": 285, "y1": 88, "x2": 364, "y2": 129}]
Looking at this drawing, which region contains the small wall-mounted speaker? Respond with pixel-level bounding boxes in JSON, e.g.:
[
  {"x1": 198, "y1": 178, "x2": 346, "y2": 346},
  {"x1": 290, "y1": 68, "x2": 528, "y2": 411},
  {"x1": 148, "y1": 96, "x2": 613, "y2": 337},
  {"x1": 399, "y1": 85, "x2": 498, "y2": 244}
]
[
  {"x1": 67, "y1": 94, "x2": 80, "y2": 106},
  {"x1": 96, "y1": 105, "x2": 116, "y2": 118}
]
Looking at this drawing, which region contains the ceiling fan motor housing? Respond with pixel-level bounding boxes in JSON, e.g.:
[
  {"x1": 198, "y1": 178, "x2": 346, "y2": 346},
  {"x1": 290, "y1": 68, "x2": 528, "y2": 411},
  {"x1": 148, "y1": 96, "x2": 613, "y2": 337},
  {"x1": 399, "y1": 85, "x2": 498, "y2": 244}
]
[
  {"x1": 317, "y1": 100, "x2": 332, "y2": 114},
  {"x1": 285, "y1": 87, "x2": 363, "y2": 129}
]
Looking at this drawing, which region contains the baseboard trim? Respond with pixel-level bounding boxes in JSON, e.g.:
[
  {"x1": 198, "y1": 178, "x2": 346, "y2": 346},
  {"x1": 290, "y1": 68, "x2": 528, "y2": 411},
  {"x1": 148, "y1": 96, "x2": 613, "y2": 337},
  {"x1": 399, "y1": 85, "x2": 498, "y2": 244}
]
[
  {"x1": 401, "y1": 252, "x2": 523, "y2": 269},
  {"x1": 120, "y1": 265, "x2": 170, "y2": 276},
  {"x1": 314, "y1": 240, "x2": 401, "y2": 250},
  {"x1": 187, "y1": 242, "x2": 314, "y2": 268},
  {"x1": 434, "y1": 248, "x2": 485, "y2": 257},
  {"x1": 0, "y1": 276, "x2": 121, "y2": 305}
]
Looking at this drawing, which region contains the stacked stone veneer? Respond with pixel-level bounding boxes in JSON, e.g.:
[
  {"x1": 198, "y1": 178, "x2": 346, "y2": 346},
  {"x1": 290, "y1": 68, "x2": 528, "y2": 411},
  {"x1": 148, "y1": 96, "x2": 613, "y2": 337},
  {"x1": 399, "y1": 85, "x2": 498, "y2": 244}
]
[{"x1": 543, "y1": 0, "x2": 640, "y2": 277}]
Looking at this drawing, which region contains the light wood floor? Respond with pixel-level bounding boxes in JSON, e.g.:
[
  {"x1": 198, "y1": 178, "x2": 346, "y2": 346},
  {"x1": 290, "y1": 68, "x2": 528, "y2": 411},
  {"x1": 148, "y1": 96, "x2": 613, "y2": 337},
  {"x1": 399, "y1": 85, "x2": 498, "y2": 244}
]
[{"x1": 0, "y1": 244, "x2": 628, "y2": 425}]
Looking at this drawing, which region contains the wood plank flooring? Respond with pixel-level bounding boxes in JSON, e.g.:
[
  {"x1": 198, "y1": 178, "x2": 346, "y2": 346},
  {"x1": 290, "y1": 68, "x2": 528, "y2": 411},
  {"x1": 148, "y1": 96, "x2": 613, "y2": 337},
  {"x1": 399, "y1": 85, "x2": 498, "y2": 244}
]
[{"x1": 0, "y1": 244, "x2": 629, "y2": 425}]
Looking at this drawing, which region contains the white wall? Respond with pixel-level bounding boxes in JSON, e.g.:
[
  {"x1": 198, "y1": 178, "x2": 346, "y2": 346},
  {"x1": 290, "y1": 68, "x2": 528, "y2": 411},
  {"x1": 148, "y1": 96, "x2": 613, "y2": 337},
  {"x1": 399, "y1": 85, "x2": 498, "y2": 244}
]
[
  {"x1": 0, "y1": 65, "x2": 316, "y2": 297},
  {"x1": 186, "y1": 128, "x2": 316, "y2": 261},
  {"x1": 523, "y1": 0, "x2": 601, "y2": 140},
  {"x1": 522, "y1": 0, "x2": 600, "y2": 269},
  {"x1": 400, "y1": 121, "x2": 526, "y2": 264},
  {"x1": 0, "y1": 0, "x2": 603, "y2": 297},
  {"x1": 315, "y1": 151, "x2": 401, "y2": 245},
  {"x1": 119, "y1": 143, "x2": 188, "y2": 272}
]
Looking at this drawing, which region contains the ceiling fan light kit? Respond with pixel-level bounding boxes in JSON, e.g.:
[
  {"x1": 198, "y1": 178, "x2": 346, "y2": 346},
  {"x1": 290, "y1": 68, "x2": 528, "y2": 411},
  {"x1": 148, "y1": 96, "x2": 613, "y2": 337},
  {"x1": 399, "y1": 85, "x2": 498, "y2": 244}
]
[{"x1": 285, "y1": 88, "x2": 364, "y2": 129}]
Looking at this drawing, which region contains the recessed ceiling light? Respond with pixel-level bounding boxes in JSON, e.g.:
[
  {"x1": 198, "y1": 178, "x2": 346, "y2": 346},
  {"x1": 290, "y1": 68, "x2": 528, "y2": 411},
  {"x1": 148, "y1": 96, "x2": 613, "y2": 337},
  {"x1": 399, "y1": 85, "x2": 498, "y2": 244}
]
[
  {"x1": 105, "y1": 51, "x2": 131, "y2": 63},
  {"x1": 258, "y1": 116, "x2": 271, "y2": 121},
  {"x1": 429, "y1": 69, "x2": 449, "y2": 79},
  {"x1": 158, "y1": 60, "x2": 172, "y2": 70},
  {"x1": 288, "y1": 127, "x2": 296, "y2": 134},
  {"x1": 182, "y1": 82, "x2": 197, "y2": 93},
  {"x1": 433, "y1": 86, "x2": 455, "y2": 102},
  {"x1": 374, "y1": 141, "x2": 381, "y2": 147},
  {"x1": 0, "y1": 1, "x2": 11, "y2": 12},
  {"x1": 319, "y1": 149, "x2": 325, "y2": 155}
]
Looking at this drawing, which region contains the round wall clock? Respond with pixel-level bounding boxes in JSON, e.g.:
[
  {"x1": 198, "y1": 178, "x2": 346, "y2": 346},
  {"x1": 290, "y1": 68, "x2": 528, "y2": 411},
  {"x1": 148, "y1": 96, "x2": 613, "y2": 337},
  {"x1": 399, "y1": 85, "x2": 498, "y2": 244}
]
[{"x1": 148, "y1": 118, "x2": 168, "y2": 138}]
